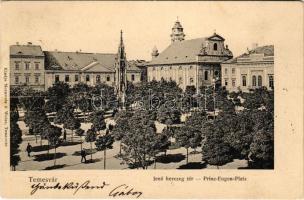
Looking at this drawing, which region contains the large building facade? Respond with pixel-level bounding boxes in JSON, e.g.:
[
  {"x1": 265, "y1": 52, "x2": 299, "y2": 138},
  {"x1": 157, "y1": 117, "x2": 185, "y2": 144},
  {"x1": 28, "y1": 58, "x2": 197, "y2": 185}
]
[
  {"x1": 10, "y1": 43, "x2": 45, "y2": 91},
  {"x1": 221, "y1": 45, "x2": 274, "y2": 92},
  {"x1": 44, "y1": 51, "x2": 117, "y2": 89},
  {"x1": 146, "y1": 19, "x2": 233, "y2": 93},
  {"x1": 10, "y1": 34, "x2": 143, "y2": 91}
]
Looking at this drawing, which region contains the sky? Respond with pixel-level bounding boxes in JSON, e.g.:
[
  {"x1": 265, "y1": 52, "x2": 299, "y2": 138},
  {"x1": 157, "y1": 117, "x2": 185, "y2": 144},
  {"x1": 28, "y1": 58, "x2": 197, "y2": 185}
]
[{"x1": 0, "y1": 2, "x2": 301, "y2": 61}]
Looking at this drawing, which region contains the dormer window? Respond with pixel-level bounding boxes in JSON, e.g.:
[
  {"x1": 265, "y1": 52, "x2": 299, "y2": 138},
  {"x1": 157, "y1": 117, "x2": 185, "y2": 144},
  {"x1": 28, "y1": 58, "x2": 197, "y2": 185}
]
[{"x1": 213, "y1": 43, "x2": 218, "y2": 51}]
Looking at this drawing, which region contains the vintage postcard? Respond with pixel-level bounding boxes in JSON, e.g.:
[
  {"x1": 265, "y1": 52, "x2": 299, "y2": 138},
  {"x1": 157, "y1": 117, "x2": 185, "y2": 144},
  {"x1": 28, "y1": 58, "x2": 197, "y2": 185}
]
[{"x1": 0, "y1": 1, "x2": 303, "y2": 199}]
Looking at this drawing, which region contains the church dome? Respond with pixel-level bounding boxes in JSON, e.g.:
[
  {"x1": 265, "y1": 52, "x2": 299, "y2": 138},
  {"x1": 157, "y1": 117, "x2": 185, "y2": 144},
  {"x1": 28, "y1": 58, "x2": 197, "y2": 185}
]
[{"x1": 172, "y1": 20, "x2": 183, "y2": 29}]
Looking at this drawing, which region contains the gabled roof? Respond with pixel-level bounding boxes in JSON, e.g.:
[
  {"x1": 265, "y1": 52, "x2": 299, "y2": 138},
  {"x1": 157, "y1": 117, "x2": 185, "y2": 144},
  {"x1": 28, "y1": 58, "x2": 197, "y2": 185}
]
[
  {"x1": 223, "y1": 45, "x2": 274, "y2": 64},
  {"x1": 44, "y1": 51, "x2": 116, "y2": 72},
  {"x1": 208, "y1": 33, "x2": 225, "y2": 41},
  {"x1": 10, "y1": 45, "x2": 44, "y2": 57},
  {"x1": 148, "y1": 37, "x2": 207, "y2": 65}
]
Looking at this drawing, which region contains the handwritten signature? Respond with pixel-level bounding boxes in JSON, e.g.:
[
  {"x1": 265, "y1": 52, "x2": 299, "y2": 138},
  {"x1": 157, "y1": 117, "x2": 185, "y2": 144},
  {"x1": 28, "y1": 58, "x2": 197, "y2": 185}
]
[{"x1": 30, "y1": 180, "x2": 143, "y2": 198}]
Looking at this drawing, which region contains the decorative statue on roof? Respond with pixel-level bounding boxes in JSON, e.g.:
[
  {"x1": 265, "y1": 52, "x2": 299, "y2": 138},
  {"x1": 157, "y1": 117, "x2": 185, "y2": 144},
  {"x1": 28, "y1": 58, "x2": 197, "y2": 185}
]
[{"x1": 199, "y1": 43, "x2": 207, "y2": 55}]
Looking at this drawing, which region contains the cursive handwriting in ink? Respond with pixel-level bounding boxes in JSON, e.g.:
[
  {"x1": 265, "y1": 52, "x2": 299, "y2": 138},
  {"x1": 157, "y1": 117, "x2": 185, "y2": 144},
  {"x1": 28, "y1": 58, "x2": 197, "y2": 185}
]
[
  {"x1": 30, "y1": 180, "x2": 110, "y2": 195},
  {"x1": 109, "y1": 184, "x2": 143, "y2": 198}
]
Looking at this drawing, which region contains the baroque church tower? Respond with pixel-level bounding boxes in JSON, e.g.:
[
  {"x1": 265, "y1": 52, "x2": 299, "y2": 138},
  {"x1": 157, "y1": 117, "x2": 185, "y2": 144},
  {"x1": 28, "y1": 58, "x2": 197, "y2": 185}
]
[
  {"x1": 170, "y1": 18, "x2": 185, "y2": 43},
  {"x1": 115, "y1": 30, "x2": 127, "y2": 109}
]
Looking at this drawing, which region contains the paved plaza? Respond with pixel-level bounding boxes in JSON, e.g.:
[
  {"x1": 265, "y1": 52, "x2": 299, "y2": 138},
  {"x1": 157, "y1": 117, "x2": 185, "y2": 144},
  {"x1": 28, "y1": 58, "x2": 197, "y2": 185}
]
[{"x1": 16, "y1": 120, "x2": 248, "y2": 170}]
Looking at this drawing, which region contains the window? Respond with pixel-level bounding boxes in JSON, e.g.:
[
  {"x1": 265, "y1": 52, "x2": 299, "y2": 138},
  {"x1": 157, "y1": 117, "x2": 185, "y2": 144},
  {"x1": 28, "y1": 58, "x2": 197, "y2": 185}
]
[
  {"x1": 55, "y1": 75, "x2": 60, "y2": 82},
  {"x1": 242, "y1": 76, "x2": 247, "y2": 86},
  {"x1": 75, "y1": 75, "x2": 79, "y2": 82},
  {"x1": 86, "y1": 75, "x2": 90, "y2": 82},
  {"x1": 213, "y1": 43, "x2": 218, "y2": 51},
  {"x1": 15, "y1": 63, "x2": 20, "y2": 70},
  {"x1": 152, "y1": 67, "x2": 156, "y2": 71},
  {"x1": 131, "y1": 74, "x2": 135, "y2": 81},
  {"x1": 232, "y1": 68, "x2": 235, "y2": 74},
  {"x1": 25, "y1": 76, "x2": 30, "y2": 84},
  {"x1": 224, "y1": 68, "x2": 228, "y2": 74},
  {"x1": 252, "y1": 75, "x2": 257, "y2": 86},
  {"x1": 96, "y1": 75, "x2": 101, "y2": 83},
  {"x1": 190, "y1": 78, "x2": 194, "y2": 83},
  {"x1": 35, "y1": 75, "x2": 39, "y2": 83},
  {"x1": 169, "y1": 66, "x2": 172, "y2": 70},
  {"x1": 189, "y1": 66, "x2": 193, "y2": 69},
  {"x1": 161, "y1": 67, "x2": 164, "y2": 70},
  {"x1": 204, "y1": 71, "x2": 209, "y2": 81},
  {"x1": 25, "y1": 62, "x2": 30, "y2": 70},
  {"x1": 15, "y1": 76, "x2": 19, "y2": 84},
  {"x1": 214, "y1": 70, "x2": 219, "y2": 77},
  {"x1": 179, "y1": 77, "x2": 183, "y2": 84},
  {"x1": 232, "y1": 79, "x2": 236, "y2": 87},
  {"x1": 258, "y1": 75, "x2": 262, "y2": 87},
  {"x1": 269, "y1": 75, "x2": 274, "y2": 89},
  {"x1": 35, "y1": 63, "x2": 39, "y2": 70},
  {"x1": 107, "y1": 76, "x2": 110, "y2": 82},
  {"x1": 65, "y1": 75, "x2": 70, "y2": 82},
  {"x1": 224, "y1": 79, "x2": 228, "y2": 86}
]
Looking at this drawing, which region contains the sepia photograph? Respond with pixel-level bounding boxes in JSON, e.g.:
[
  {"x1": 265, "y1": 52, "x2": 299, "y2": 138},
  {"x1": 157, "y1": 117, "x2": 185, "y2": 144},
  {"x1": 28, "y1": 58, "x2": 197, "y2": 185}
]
[
  {"x1": 0, "y1": 1, "x2": 303, "y2": 199},
  {"x1": 8, "y1": 4, "x2": 274, "y2": 171}
]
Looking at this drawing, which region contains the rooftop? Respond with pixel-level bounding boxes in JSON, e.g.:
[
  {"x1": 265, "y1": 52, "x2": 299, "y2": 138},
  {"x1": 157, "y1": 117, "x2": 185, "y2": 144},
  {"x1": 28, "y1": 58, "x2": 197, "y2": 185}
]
[
  {"x1": 10, "y1": 44, "x2": 44, "y2": 57},
  {"x1": 223, "y1": 45, "x2": 274, "y2": 64},
  {"x1": 147, "y1": 33, "x2": 232, "y2": 65}
]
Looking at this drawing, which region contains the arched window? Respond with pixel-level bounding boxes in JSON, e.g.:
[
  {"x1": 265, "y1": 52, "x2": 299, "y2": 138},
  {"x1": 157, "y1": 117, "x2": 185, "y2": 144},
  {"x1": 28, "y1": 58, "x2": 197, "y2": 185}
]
[
  {"x1": 252, "y1": 75, "x2": 256, "y2": 86},
  {"x1": 179, "y1": 77, "x2": 183, "y2": 84},
  {"x1": 258, "y1": 75, "x2": 262, "y2": 86},
  {"x1": 190, "y1": 78, "x2": 194, "y2": 83},
  {"x1": 131, "y1": 74, "x2": 135, "y2": 81},
  {"x1": 213, "y1": 43, "x2": 218, "y2": 51},
  {"x1": 204, "y1": 71, "x2": 209, "y2": 81},
  {"x1": 214, "y1": 70, "x2": 219, "y2": 77},
  {"x1": 86, "y1": 75, "x2": 90, "y2": 82},
  {"x1": 96, "y1": 75, "x2": 101, "y2": 83},
  {"x1": 242, "y1": 76, "x2": 246, "y2": 86}
]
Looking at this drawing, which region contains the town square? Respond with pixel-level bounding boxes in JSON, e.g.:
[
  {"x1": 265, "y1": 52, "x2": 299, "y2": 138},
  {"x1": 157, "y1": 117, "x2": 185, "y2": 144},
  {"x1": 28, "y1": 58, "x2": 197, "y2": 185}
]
[{"x1": 9, "y1": 4, "x2": 274, "y2": 171}]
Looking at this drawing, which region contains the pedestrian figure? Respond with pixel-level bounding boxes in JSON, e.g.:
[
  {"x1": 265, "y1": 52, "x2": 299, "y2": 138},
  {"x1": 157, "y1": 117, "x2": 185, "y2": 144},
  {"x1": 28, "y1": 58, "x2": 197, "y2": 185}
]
[
  {"x1": 81, "y1": 149, "x2": 87, "y2": 163},
  {"x1": 26, "y1": 143, "x2": 32, "y2": 157},
  {"x1": 63, "y1": 130, "x2": 67, "y2": 141}
]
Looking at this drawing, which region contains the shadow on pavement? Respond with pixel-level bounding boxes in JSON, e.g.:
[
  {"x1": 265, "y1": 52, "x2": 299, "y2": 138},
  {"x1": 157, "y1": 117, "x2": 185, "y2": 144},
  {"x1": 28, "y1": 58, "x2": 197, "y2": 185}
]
[
  {"x1": 34, "y1": 153, "x2": 67, "y2": 162},
  {"x1": 44, "y1": 164, "x2": 67, "y2": 170},
  {"x1": 72, "y1": 148, "x2": 98, "y2": 156},
  {"x1": 156, "y1": 153, "x2": 186, "y2": 164},
  {"x1": 31, "y1": 145, "x2": 54, "y2": 152},
  {"x1": 178, "y1": 162, "x2": 207, "y2": 169},
  {"x1": 60, "y1": 141, "x2": 82, "y2": 147},
  {"x1": 84, "y1": 158, "x2": 102, "y2": 164}
]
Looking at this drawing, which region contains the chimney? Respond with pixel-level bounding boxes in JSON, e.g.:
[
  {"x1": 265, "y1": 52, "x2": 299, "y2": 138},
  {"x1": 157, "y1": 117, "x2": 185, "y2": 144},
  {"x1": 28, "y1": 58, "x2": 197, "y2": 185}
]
[
  {"x1": 252, "y1": 43, "x2": 258, "y2": 50},
  {"x1": 27, "y1": 42, "x2": 32, "y2": 45}
]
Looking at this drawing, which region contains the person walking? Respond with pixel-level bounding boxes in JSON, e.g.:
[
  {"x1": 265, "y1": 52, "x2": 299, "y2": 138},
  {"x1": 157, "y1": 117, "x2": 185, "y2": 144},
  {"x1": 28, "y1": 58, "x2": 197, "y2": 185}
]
[
  {"x1": 63, "y1": 130, "x2": 67, "y2": 141},
  {"x1": 26, "y1": 143, "x2": 32, "y2": 157},
  {"x1": 81, "y1": 149, "x2": 87, "y2": 163}
]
